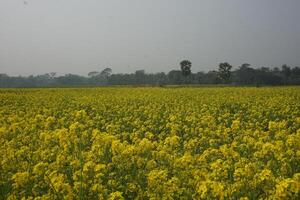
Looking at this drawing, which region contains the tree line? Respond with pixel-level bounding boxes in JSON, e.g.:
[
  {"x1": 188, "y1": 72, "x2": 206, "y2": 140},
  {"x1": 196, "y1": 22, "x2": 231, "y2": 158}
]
[{"x1": 0, "y1": 61, "x2": 300, "y2": 87}]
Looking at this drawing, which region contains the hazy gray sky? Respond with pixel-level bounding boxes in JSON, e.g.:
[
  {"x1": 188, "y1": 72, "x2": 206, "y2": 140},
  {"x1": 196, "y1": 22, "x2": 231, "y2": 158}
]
[{"x1": 1, "y1": 0, "x2": 300, "y2": 76}]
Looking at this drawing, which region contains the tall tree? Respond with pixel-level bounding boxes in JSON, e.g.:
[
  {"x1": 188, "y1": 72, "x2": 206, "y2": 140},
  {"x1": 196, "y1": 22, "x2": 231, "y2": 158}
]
[
  {"x1": 100, "y1": 68, "x2": 112, "y2": 77},
  {"x1": 135, "y1": 70, "x2": 146, "y2": 84},
  {"x1": 235, "y1": 63, "x2": 255, "y2": 85},
  {"x1": 168, "y1": 70, "x2": 182, "y2": 85},
  {"x1": 217, "y1": 62, "x2": 232, "y2": 83},
  {"x1": 281, "y1": 64, "x2": 291, "y2": 85},
  {"x1": 88, "y1": 71, "x2": 100, "y2": 77},
  {"x1": 180, "y1": 60, "x2": 192, "y2": 76}
]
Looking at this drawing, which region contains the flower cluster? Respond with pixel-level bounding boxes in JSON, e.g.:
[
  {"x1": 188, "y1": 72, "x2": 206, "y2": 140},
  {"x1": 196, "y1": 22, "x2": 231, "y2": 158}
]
[{"x1": 0, "y1": 87, "x2": 299, "y2": 199}]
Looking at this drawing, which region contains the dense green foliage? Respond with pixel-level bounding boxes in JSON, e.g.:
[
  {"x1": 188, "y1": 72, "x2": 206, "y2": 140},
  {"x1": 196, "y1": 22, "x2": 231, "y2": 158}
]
[
  {"x1": 1, "y1": 64, "x2": 300, "y2": 87},
  {"x1": 0, "y1": 87, "x2": 300, "y2": 199}
]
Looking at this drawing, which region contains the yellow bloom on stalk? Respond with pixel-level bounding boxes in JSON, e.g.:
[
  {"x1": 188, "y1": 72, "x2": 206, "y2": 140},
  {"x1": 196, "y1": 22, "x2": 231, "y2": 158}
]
[
  {"x1": 169, "y1": 115, "x2": 177, "y2": 122},
  {"x1": 268, "y1": 121, "x2": 277, "y2": 131},
  {"x1": 108, "y1": 191, "x2": 124, "y2": 200},
  {"x1": 12, "y1": 172, "x2": 30, "y2": 188},
  {"x1": 231, "y1": 120, "x2": 240, "y2": 130},
  {"x1": 83, "y1": 161, "x2": 95, "y2": 173},
  {"x1": 33, "y1": 162, "x2": 48, "y2": 176}
]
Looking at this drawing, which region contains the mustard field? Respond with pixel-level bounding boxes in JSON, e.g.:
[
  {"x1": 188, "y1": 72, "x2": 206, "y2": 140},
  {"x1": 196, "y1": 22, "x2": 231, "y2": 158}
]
[{"x1": 0, "y1": 87, "x2": 299, "y2": 199}]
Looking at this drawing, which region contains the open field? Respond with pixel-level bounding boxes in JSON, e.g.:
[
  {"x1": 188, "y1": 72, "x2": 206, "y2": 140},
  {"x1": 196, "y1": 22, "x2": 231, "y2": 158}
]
[{"x1": 0, "y1": 87, "x2": 300, "y2": 199}]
